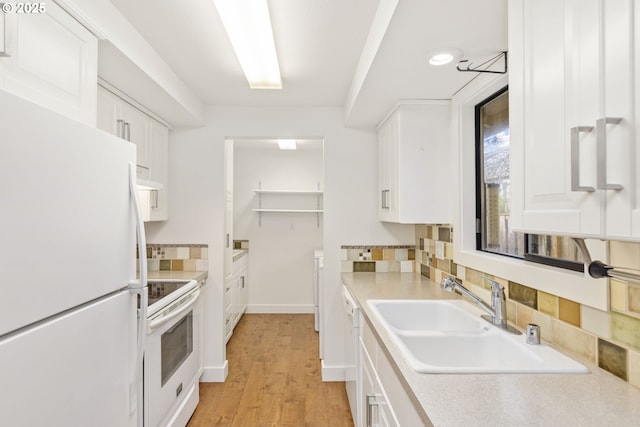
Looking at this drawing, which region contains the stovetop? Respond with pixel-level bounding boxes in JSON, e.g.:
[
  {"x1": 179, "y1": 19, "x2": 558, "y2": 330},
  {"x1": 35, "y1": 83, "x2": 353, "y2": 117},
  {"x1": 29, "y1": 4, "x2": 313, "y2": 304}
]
[{"x1": 146, "y1": 279, "x2": 198, "y2": 317}]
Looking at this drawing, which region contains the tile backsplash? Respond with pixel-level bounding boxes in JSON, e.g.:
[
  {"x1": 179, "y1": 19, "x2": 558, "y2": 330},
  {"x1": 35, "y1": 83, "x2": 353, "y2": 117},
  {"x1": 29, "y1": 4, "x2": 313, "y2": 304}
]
[
  {"x1": 340, "y1": 245, "x2": 415, "y2": 273},
  {"x1": 145, "y1": 243, "x2": 208, "y2": 272},
  {"x1": 415, "y1": 224, "x2": 640, "y2": 389}
]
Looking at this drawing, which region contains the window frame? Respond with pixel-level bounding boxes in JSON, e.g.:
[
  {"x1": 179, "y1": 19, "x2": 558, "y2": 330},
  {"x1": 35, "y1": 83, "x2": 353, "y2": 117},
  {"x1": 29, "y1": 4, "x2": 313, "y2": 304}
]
[{"x1": 474, "y1": 86, "x2": 584, "y2": 273}]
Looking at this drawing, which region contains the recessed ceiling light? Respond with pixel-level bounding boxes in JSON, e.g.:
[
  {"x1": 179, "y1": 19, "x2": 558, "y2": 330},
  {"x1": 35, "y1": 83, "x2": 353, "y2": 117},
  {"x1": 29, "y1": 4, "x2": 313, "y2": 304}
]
[
  {"x1": 213, "y1": 0, "x2": 282, "y2": 89},
  {"x1": 428, "y1": 48, "x2": 463, "y2": 66},
  {"x1": 277, "y1": 139, "x2": 296, "y2": 150}
]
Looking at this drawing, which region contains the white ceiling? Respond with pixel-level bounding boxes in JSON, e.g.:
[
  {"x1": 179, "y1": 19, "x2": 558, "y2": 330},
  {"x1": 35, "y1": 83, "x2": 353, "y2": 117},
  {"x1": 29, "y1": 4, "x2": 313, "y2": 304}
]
[{"x1": 109, "y1": 0, "x2": 507, "y2": 128}]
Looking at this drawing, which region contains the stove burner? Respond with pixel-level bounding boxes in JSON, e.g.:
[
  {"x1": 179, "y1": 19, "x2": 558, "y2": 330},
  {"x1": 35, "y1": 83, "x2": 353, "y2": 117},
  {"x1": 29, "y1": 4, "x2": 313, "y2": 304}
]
[{"x1": 147, "y1": 280, "x2": 197, "y2": 313}]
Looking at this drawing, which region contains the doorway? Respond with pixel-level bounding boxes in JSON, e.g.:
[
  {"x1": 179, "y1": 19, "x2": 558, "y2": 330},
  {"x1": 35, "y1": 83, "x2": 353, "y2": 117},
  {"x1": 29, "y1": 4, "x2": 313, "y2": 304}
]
[{"x1": 229, "y1": 138, "x2": 324, "y2": 315}]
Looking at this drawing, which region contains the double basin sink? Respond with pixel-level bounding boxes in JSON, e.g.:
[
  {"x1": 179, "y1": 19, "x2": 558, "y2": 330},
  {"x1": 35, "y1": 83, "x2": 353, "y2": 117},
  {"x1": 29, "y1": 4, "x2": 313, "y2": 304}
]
[{"x1": 367, "y1": 299, "x2": 589, "y2": 374}]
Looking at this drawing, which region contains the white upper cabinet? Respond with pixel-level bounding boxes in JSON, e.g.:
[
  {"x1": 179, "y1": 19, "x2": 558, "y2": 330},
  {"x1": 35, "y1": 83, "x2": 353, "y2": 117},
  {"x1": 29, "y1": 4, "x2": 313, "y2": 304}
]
[
  {"x1": 97, "y1": 85, "x2": 169, "y2": 221},
  {"x1": 0, "y1": 2, "x2": 97, "y2": 125},
  {"x1": 510, "y1": 0, "x2": 638, "y2": 239},
  {"x1": 148, "y1": 119, "x2": 168, "y2": 221},
  {"x1": 377, "y1": 102, "x2": 451, "y2": 224}
]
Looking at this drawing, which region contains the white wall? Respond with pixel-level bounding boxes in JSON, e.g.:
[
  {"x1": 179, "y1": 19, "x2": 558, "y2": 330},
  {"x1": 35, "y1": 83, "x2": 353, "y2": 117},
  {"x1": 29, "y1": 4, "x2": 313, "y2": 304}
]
[
  {"x1": 146, "y1": 105, "x2": 414, "y2": 382},
  {"x1": 233, "y1": 141, "x2": 324, "y2": 312}
]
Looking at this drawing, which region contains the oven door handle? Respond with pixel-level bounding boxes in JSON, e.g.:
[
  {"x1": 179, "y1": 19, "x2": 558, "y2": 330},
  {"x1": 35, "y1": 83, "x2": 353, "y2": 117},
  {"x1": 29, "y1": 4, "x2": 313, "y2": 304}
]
[{"x1": 148, "y1": 289, "x2": 201, "y2": 333}]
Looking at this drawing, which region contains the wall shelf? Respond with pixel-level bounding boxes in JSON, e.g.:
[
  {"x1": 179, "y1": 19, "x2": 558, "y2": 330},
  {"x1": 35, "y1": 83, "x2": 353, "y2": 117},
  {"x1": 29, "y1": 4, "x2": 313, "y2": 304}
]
[
  {"x1": 253, "y1": 189, "x2": 323, "y2": 195},
  {"x1": 253, "y1": 209, "x2": 324, "y2": 213},
  {"x1": 254, "y1": 181, "x2": 323, "y2": 227}
]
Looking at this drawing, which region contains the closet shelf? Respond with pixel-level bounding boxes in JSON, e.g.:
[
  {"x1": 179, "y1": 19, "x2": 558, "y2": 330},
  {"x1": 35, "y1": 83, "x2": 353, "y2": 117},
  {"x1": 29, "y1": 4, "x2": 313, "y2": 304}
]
[
  {"x1": 252, "y1": 189, "x2": 323, "y2": 195},
  {"x1": 252, "y1": 209, "x2": 323, "y2": 213},
  {"x1": 253, "y1": 181, "x2": 323, "y2": 227}
]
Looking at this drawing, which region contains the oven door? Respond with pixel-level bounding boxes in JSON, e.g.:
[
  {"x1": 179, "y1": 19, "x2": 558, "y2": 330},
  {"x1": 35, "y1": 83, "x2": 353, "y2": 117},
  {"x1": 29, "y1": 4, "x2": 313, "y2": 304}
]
[{"x1": 145, "y1": 288, "x2": 201, "y2": 427}]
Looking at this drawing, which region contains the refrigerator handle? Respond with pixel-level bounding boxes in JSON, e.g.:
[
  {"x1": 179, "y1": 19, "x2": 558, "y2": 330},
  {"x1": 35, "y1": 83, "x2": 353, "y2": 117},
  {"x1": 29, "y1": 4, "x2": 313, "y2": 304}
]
[
  {"x1": 128, "y1": 286, "x2": 147, "y2": 416},
  {"x1": 127, "y1": 162, "x2": 148, "y2": 418},
  {"x1": 128, "y1": 162, "x2": 147, "y2": 289}
]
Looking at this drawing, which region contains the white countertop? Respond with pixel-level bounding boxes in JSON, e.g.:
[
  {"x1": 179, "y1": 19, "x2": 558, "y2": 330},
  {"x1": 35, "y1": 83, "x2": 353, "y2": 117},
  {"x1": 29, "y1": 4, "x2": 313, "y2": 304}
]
[
  {"x1": 147, "y1": 270, "x2": 208, "y2": 282},
  {"x1": 233, "y1": 249, "x2": 248, "y2": 262},
  {"x1": 342, "y1": 272, "x2": 640, "y2": 427}
]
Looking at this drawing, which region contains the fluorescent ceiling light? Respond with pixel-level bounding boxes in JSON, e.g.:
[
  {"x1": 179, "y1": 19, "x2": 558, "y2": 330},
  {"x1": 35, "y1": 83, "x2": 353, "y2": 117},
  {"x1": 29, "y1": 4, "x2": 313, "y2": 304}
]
[
  {"x1": 277, "y1": 139, "x2": 296, "y2": 150},
  {"x1": 213, "y1": 0, "x2": 282, "y2": 89},
  {"x1": 428, "y1": 48, "x2": 463, "y2": 66}
]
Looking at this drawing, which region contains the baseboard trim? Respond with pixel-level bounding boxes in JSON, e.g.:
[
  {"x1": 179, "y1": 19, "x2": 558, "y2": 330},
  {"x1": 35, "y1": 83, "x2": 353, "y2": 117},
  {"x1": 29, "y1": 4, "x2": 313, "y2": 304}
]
[
  {"x1": 199, "y1": 361, "x2": 228, "y2": 382},
  {"x1": 246, "y1": 304, "x2": 314, "y2": 314},
  {"x1": 321, "y1": 360, "x2": 346, "y2": 382}
]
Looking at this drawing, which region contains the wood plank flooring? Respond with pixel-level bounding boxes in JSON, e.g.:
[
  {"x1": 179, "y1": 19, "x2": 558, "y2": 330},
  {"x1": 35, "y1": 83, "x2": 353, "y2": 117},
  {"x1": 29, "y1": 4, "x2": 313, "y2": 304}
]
[{"x1": 187, "y1": 314, "x2": 354, "y2": 427}]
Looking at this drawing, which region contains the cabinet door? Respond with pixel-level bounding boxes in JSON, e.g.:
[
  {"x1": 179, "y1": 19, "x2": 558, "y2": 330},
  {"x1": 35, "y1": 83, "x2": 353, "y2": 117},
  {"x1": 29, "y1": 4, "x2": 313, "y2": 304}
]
[
  {"x1": 510, "y1": 0, "x2": 603, "y2": 236},
  {"x1": 224, "y1": 139, "x2": 234, "y2": 282},
  {"x1": 97, "y1": 86, "x2": 122, "y2": 136},
  {"x1": 119, "y1": 101, "x2": 151, "y2": 179},
  {"x1": 149, "y1": 119, "x2": 169, "y2": 221},
  {"x1": 0, "y1": 2, "x2": 97, "y2": 125},
  {"x1": 377, "y1": 103, "x2": 451, "y2": 224},
  {"x1": 360, "y1": 341, "x2": 376, "y2": 427},
  {"x1": 602, "y1": 0, "x2": 637, "y2": 239},
  {"x1": 378, "y1": 112, "x2": 398, "y2": 222},
  {"x1": 359, "y1": 340, "x2": 399, "y2": 427},
  {"x1": 633, "y1": 1, "x2": 640, "y2": 238},
  {"x1": 239, "y1": 270, "x2": 248, "y2": 314},
  {"x1": 512, "y1": 0, "x2": 637, "y2": 238}
]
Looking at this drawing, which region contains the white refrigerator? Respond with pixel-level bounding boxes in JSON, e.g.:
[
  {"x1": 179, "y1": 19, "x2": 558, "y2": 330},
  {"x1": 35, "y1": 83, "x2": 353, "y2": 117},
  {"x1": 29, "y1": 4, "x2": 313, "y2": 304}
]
[{"x1": 0, "y1": 91, "x2": 148, "y2": 426}]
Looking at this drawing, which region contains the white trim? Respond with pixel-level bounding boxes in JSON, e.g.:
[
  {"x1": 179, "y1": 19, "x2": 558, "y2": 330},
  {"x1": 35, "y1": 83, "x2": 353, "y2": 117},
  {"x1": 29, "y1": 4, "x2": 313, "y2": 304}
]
[
  {"x1": 321, "y1": 360, "x2": 346, "y2": 381},
  {"x1": 246, "y1": 304, "x2": 314, "y2": 314},
  {"x1": 54, "y1": 0, "x2": 109, "y2": 40},
  {"x1": 451, "y1": 74, "x2": 608, "y2": 311},
  {"x1": 98, "y1": 78, "x2": 172, "y2": 129},
  {"x1": 199, "y1": 361, "x2": 228, "y2": 383}
]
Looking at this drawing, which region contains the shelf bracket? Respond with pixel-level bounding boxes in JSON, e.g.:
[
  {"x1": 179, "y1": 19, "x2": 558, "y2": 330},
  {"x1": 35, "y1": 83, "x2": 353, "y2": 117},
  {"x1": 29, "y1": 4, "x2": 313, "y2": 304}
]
[{"x1": 456, "y1": 51, "x2": 507, "y2": 75}]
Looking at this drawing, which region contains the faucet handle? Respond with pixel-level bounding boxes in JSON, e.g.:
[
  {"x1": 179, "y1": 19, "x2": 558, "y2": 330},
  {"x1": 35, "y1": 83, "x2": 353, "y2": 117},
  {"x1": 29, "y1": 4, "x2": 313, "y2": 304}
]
[
  {"x1": 481, "y1": 276, "x2": 504, "y2": 294},
  {"x1": 441, "y1": 275, "x2": 458, "y2": 291}
]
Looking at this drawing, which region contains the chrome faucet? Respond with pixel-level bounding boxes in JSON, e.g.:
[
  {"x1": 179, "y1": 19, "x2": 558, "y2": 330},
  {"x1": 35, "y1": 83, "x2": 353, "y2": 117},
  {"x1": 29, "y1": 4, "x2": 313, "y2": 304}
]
[{"x1": 441, "y1": 275, "x2": 521, "y2": 335}]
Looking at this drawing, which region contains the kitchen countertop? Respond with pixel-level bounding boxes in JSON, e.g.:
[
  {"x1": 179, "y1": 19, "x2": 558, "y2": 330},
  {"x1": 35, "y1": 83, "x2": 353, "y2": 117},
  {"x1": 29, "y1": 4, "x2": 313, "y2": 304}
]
[
  {"x1": 342, "y1": 272, "x2": 640, "y2": 427},
  {"x1": 233, "y1": 249, "x2": 248, "y2": 262},
  {"x1": 147, "y1": 270, "x2": 208, "y2": 282}
]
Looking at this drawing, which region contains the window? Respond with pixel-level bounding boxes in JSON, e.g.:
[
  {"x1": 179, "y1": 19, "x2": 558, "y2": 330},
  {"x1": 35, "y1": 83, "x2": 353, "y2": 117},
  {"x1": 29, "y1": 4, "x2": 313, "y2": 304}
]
[{"x1": 475, "y1": 87, "x2": 583, "y2": 272}]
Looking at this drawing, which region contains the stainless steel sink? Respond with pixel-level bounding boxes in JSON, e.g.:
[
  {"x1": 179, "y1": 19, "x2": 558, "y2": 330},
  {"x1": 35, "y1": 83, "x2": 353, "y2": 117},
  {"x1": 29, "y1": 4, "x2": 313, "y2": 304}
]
[{"x1": 367, "y1": 299, "x2": 589, "y2": 374}]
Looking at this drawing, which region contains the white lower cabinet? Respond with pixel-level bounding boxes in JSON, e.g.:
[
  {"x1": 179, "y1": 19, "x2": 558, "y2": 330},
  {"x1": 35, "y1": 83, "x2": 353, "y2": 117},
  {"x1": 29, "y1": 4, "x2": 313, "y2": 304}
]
[
  {"x1": 359, "y1": 314, "x2": 426, "y2": 427},
  {"x1": 224, "y1": 281, "x2": 233, "y2": 343},
  {"x1": 225, "y1": 252, "x2": 249, "y2": 343},
  {"x1": 360, "y1": 341, "x2": 399, "y2": 427}
]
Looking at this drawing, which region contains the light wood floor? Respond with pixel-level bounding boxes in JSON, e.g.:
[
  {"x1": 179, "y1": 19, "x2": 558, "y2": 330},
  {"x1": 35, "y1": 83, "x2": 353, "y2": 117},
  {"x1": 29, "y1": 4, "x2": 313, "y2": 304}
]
[{"x1": 187, "y1": 314, "x2": 354, "y2": 427}]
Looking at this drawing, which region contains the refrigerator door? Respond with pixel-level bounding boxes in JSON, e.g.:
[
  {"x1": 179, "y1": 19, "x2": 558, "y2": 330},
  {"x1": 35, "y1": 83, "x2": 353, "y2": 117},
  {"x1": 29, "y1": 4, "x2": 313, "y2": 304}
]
[
  {"x1": 0, "y1": 91, "x2": 136, "y2": 335},
  {"x1": 0, "y1": 291, "x2": 137, "y2": 427}
]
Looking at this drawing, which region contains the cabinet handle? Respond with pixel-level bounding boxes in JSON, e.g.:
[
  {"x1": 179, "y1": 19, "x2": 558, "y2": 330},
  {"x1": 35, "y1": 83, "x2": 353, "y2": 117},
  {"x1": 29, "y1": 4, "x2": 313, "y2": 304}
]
[
  {"x1": 240, "y1": 276, "x2": 245, "y2": 288},
  {"x1": 570, "y1": 126, "x2": 595, "y2": 192},
  {"x1": 124, "y1": 122, "x2": 131, "y2": 141},
  {"x1": 381, "y1": 190, "x2": 390, "y2": 209},
  {"x1": 366, "y1": 394, "x2": 378, "y2": 427},
  {"x1": 0, "y1": 6, "x2": 10, "y2": 57},
  {"x1": 151, "y1": 189, "x2": 158, "y2": 209},
  {"x1": 117, "y1": 119, "x2": 124, "y2": 139},
  {"x1": 596, "y1": 117, "x2": 623, "y2": 190},
  {"x1": 226, "y1": 233, "x2": 230, "y2": 248}
]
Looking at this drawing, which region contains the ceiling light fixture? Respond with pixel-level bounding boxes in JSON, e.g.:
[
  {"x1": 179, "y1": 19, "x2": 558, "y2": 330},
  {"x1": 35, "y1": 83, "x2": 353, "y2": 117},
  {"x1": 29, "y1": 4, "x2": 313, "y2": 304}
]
[
  {"x1": 277, "y1": 139, "x2": 297, "y2": 150},
  {"x1": 428, "y1": 48, "x2": 463, "y2": 66},
  {"x1": 213, "y1": 0, "x2": 282, "y2": 89}
]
